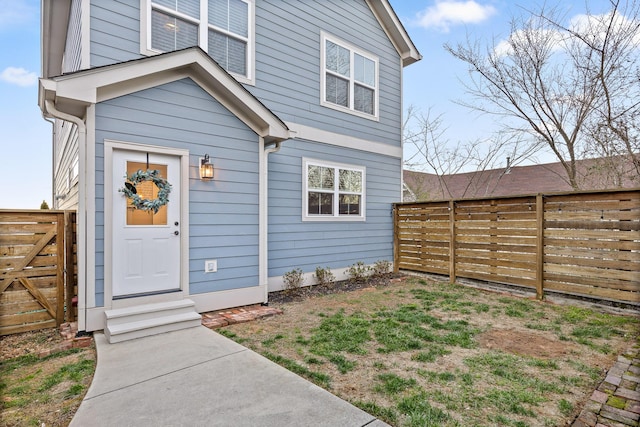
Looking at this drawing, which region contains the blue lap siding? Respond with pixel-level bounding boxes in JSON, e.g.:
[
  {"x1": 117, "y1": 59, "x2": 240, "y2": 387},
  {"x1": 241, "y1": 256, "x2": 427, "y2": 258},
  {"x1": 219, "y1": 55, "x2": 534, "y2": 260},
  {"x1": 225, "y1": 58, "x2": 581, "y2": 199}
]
[{"x1": 93, "y1": 78, "x2": 261, "y2": 305}]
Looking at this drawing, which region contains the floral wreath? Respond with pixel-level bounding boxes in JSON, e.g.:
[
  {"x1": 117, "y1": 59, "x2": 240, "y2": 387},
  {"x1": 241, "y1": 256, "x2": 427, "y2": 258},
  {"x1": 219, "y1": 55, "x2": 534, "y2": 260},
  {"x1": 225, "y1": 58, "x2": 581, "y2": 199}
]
[{"x1": 119, "y1": 169, "x2": 172, "y2": 213}]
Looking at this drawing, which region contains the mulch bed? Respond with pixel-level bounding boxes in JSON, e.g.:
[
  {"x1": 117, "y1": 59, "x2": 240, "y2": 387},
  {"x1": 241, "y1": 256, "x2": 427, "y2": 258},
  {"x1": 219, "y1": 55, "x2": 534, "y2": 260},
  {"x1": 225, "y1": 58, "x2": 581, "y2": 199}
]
[{"x1": 267, "y1": 272, "x2": 406, "y2": 304}]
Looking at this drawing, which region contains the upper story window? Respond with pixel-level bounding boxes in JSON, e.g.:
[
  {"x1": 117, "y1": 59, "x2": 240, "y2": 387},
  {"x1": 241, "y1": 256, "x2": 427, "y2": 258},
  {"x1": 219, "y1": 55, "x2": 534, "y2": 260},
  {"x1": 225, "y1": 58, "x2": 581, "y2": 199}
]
[
  {"x1": 142, "y1": 0, "x2": 255, "y2": 85},
  {"x1": 303, "y1": 158, "x2": 366, "y2": 222},
  {"x1": 320, "y1": 32, "x2": 379, "y2": 120}
]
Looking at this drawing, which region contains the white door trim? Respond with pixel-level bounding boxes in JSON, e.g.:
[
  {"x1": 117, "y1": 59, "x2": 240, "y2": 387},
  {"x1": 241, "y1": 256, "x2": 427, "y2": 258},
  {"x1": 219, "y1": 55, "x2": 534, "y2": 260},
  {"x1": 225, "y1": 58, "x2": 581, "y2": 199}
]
[{"x1": 104, "y1": 140, "x2": 190, "y2": 310}]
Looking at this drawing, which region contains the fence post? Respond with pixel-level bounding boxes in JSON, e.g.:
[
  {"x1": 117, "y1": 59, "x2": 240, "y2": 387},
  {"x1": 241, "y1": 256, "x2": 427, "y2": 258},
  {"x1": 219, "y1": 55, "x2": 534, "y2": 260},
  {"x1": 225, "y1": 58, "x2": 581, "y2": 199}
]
[
  {"x1": 393, "y1": 204, "x2": 399, "y2": 273},
  {"x1": 535, "y1": 194, "x2": 544, "y2": 300},
  {"x1": 55, "y1": 212, "x2": 65, "y2": 325},
  {"x1": 64, "y1": 211, "x2": 76, "y2": 322},
  {"x1": 449, "y1": 200, "x2": 456, "y2": 284}
]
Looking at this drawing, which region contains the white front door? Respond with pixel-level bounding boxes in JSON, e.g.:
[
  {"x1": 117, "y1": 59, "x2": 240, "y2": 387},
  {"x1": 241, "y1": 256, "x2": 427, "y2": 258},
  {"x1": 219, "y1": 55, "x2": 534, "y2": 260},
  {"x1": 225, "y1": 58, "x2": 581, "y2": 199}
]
[{"x1": 112, "y1": 149, "x2": 181, "y2": 297}]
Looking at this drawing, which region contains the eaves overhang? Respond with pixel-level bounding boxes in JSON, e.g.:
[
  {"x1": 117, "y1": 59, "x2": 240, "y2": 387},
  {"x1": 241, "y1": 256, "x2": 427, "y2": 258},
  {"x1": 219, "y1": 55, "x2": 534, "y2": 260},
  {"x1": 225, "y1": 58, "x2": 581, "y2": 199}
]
[
  {"x1": 41, "y1": 0, "x2": 72, "y2": 79},
  {"x1": 367, "y1": 0, "x2": 422, "y2": 66},
  {"x1": 39, "y1": 47, "x2": 291, "y2": 143}
]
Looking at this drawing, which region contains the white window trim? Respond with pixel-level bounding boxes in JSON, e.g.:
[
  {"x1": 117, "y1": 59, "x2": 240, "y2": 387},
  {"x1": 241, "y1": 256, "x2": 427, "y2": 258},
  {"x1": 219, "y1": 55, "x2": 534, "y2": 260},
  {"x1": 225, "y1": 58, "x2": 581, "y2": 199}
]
[
  {"x1": 140, "y1": 0, "x2": 256, "y2": 85},
  {"x1": 302, "y1": 158, "x2": 366, "y2": 222},
  {"x1": 320, "y1": 31, "x2": 379, "y2": 121}
]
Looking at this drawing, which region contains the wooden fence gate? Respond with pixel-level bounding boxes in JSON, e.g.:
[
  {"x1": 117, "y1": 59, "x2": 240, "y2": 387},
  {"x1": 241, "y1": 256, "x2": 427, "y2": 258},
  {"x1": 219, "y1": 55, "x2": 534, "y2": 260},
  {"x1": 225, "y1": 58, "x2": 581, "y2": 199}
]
[{"x1": 0, "y1": 210, "x2": 76, "y2": 335}]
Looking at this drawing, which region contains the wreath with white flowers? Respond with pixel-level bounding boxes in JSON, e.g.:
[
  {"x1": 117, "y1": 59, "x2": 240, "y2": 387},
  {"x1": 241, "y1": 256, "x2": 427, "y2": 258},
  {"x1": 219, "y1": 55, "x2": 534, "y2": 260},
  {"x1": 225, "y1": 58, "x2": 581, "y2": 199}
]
[{"x1": 119, "y1": 169, "x2": 172, "y2": 214}]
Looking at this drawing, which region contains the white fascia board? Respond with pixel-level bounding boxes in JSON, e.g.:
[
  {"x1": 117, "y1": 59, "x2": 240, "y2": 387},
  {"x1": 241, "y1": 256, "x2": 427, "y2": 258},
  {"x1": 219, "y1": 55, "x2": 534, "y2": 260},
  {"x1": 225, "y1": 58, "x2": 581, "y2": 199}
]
[
  {"x1": 41, "y1": 0, "x2": 72, "y2": 79},
  {"x1": 40, "y1": 48, "x2": 290, "y2": 142},
  {"x1": 286, "y1": 122, "x2": 402, "y2": 159},
  {"x1": 366, "y1": 0, "x2": 422, "y2": 67}
]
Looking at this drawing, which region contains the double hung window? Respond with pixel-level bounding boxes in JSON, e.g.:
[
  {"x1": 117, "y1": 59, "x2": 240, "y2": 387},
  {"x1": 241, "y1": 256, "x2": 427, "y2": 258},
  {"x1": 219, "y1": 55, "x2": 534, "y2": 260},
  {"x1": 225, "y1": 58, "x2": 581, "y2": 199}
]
[
  {"x1": 303, "y1": 159, "x2": 366, "y2": 221},
  {"x1": 143, "y1": 0, "x2": 254, "y2": 84},
  {"x1": 321, "y1": 33, "x2": 378, "y2": 119}
]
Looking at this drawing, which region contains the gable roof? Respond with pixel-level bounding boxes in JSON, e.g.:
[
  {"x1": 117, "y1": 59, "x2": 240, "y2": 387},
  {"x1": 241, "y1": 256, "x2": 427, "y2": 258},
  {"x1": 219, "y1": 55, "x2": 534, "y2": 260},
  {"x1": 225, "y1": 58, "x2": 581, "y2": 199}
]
[
  {"x1": 366, "y1": 0, "x2": 422, "y2": 66},
  {"x1": 39, "y1": 47, "x2": 291, "y2": 143},
  {"x1": 404, "y1": 157, "x2": 640, "y2": 201}
]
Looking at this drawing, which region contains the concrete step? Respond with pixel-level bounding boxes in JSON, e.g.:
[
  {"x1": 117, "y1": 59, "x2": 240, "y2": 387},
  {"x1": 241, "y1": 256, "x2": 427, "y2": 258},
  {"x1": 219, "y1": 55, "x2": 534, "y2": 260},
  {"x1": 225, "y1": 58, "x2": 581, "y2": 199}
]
[
  {"x1": 104, "y1": 299, "x2": 201, "y2": 343},
  {"x1": 105, "y1": 299, "x2": 197, "y2": 325}
]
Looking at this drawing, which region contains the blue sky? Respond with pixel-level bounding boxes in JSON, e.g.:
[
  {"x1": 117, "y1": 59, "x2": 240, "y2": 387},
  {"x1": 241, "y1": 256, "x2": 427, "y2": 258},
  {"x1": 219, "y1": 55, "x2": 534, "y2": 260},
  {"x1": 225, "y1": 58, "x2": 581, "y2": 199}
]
[{"x1": 0, "y1": 0, "x2": 605, "y2": 208}]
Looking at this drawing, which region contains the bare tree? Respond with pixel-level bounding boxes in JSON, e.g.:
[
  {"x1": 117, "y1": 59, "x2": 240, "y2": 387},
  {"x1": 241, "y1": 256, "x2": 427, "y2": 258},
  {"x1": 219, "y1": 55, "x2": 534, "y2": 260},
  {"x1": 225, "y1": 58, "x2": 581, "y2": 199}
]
[
  {"x1": 445, "y1": 0, "x2": 640, "y2": 189},
  {"x1": 403, "y1": 106, "x2": 541, "y2": 199}
]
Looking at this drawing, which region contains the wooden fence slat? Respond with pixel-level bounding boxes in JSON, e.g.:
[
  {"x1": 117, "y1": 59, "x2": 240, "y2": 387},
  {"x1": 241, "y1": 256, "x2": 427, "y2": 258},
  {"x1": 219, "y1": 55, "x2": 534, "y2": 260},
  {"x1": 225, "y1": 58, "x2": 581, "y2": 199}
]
[
  {"x1": 0, "y1": 210, "x2": 76, "y2": 335},
  {"x1": 395, "y1": 188, "x2": 640, "y2": 305},
  {"x1": 0, "y1": 229, "x2": 56, "y2": 293},
  {"x1": 19, "y1": 278, "x2": 57, "y2": 319}
]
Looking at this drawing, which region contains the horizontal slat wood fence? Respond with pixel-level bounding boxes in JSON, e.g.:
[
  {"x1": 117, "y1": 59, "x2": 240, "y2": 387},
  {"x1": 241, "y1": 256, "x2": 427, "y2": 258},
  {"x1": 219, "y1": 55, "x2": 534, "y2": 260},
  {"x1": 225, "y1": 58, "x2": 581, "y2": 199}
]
[
  {"x1": 0, "y1": 210, "x2": 77, "y2": 335},
  {"x1": 394, "y1": 189, "x2": 640, "y2": 304}
]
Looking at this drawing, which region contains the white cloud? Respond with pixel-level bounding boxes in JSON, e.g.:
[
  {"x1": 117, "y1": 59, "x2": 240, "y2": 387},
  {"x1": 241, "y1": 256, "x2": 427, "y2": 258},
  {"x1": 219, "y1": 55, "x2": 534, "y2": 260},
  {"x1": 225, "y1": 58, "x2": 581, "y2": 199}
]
[
  {"x1": 570, "y1": 11, "x2": 640, "y2": 46},
  {"x1": 492, "y1": 29, "x2": 566, "y2": 58},
  {"x1": 0, "y1": 67, "x2": 38, "y2": 87},
  {"x1": 416, "y1": 0, "x2": 497, "y2": 32}
]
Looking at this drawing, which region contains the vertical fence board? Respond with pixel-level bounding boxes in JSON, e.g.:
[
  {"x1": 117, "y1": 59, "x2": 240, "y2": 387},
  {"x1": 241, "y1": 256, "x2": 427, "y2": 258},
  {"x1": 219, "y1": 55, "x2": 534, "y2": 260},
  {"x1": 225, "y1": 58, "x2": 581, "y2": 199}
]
[{"x1": 536, "y1": 194, "x2": 544, "y2": 300}]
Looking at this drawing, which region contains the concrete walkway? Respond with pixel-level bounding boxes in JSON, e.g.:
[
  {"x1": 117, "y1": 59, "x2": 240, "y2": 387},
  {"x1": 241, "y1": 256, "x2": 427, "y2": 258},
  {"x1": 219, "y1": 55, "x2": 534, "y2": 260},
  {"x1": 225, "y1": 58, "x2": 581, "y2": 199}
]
[{"x1": 71, "y1": 326, "x2": 388, "y2": 427}]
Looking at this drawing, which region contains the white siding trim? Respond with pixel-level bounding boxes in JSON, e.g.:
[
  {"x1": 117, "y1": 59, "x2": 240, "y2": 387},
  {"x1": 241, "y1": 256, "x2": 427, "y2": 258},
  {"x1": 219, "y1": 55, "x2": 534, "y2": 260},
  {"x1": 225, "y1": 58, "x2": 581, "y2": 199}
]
[
  {"x1": 286, "y1": 122, "x2": 402, "y2": 158},
  {"x1": 85, "y1": 106, "x2": 96, "y2": 312},
  {"x1": 81, "y1": 0, "x2": 90, "y2": 70}
]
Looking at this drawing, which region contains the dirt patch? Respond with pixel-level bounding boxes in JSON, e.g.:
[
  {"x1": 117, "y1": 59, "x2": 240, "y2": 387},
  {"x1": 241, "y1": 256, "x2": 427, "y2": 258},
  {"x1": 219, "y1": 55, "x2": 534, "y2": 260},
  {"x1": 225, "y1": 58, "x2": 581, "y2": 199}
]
[
  {"x1": 0, "y1": 328, "x2": 66, "y2": 361},
  {"x1": 0, "y1": 328, "x2": 96, "y2": 427},
  {"x1": 477, "y1": 328, "x2": 578, "y2": 359}
]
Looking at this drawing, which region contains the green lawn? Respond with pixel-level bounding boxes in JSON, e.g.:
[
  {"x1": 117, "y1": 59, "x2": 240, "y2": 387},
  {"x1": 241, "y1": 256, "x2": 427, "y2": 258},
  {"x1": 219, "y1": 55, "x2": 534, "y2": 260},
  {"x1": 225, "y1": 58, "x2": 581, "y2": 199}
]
[{"x1": 219, "y1": 276, "x2": 639, "y2": 427}]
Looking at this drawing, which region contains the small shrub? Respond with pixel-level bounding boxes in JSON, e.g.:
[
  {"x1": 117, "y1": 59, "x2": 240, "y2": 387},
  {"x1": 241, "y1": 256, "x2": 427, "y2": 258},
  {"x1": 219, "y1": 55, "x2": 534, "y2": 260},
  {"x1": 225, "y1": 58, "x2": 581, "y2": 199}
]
[
  {"x1": 371, "y1": 259, "x2": 391, "y2": 277},
  {"x1": 314, "y1": 266, "x2": 335, "y2": 288},
  {"x1": 347, "y1": 261, "x2": 370, "y2": 282},
  {"x1": 283, "y1": 268, "x2": 305, "y2": 294}
]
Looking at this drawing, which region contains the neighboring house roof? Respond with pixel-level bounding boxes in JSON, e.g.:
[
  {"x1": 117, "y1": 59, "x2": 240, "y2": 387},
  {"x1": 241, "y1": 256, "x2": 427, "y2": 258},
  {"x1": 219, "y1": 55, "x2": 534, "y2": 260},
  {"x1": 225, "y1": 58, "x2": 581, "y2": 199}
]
[
  {"x1": 404, "y1": 157, "x2": 640, "y2": 201},
  {"x1": 40, "y1": 0, "x2": 421, "y2": 79},
  {"x1": 39, "y1": 47, "x2": 291, "y2": 143}
]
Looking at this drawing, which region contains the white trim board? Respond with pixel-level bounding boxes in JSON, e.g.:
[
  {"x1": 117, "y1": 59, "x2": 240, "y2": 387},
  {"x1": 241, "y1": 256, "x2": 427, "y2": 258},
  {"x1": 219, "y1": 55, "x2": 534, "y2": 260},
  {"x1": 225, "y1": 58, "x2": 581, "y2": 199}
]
[{"x1": 286, "y1": 122, "x2": 402, "y2": 158}]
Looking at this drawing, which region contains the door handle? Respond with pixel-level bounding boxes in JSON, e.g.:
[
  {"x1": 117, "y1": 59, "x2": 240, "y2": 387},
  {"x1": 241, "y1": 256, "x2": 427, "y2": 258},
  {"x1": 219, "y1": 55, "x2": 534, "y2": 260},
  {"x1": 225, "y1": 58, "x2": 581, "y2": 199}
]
[{"x1": 173, "y1": 230, "x2": 179, "y2": 236}]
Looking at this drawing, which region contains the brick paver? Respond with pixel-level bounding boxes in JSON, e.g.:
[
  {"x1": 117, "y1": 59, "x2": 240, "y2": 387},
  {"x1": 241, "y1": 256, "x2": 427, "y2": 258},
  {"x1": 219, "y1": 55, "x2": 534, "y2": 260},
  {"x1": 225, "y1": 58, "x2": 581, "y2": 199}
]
[
  {"x1": 573, "y1": 343, "x2": 640, "y2": 427},
  {"x1": 201, "y1": 304, "x2": 283, "y2": 329}
]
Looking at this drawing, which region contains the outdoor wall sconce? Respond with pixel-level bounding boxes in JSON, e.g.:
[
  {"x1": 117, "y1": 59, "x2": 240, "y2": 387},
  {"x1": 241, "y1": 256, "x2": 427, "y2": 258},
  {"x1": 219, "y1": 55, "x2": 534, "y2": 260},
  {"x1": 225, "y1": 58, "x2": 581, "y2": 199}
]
[{"x1": 200, "y1": 154, "x2": 214, "y2": 180}]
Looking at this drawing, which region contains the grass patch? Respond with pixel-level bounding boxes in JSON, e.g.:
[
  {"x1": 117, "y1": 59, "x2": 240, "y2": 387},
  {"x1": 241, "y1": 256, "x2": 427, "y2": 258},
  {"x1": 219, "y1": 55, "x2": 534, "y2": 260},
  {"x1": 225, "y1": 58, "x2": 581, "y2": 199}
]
[
  {"x1": 352, "y1": 401, "x2": 398, "y2": 425},
  {"x1": 262, "y1": 352, "x2": 330, "y2": 388},
  {"x1": 308, "y1": 311, "x2": 371, "y2": 356},
  {"x1": 374, "y1": 373, "x2": 417, "y2": 395},
  {"x1": 411, "y1": 345, "x2": 451, "y2": 363},
  {"x1": 398, "y1": 392, "x2": 454, "y2": 426},
  {"x1": 0, "y1": 343, "x2": 95, "y2": 426},
  {"x1": 220, "y1": 276, "x2": 639, "y2": 427}
]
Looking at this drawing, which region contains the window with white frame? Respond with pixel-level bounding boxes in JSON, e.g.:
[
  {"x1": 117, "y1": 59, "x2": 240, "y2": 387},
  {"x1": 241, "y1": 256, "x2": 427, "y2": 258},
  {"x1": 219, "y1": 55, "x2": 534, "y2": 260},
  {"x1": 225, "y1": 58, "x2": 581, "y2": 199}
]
[
  {"x1": 142, "y1": 0, "x2": 254, "y2": 84},
  {"x1": 321, "y1": 33, "x2": 378, "y2": 119},
  {"x1": 303, "y1": 159, "x2": 366, "y2": 221}
]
